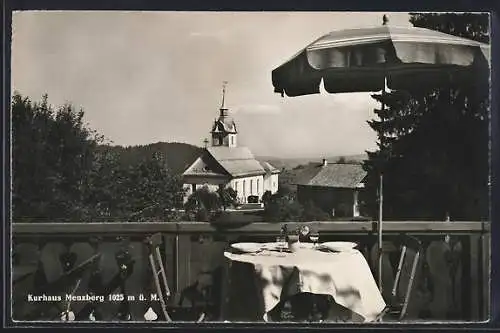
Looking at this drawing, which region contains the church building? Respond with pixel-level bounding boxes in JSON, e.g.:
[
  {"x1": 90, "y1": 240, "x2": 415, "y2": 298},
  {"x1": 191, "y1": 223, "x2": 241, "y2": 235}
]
[{"x1": 182, "y1": 84, "x2": 280, "y2": 204}]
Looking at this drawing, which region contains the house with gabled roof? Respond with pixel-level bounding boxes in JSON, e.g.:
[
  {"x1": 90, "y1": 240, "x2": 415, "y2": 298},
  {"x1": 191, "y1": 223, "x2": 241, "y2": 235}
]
[
  {"x1": 293, "y1": 159, "x2": 367, "y2": 218},
  {"x1": 182, "y1": 85, "x2": 280, "y2": 204}
]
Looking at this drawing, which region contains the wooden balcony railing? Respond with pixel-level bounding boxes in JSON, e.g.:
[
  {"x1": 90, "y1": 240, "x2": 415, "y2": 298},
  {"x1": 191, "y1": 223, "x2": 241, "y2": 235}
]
[{"x1": 11, "y1": 221, "x2": 490, "y2": 323}]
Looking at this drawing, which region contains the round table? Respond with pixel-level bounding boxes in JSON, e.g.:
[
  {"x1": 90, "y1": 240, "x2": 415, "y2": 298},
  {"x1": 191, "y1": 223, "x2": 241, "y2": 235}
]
[{"x1": 220, "y1": 243, "x2": 386, "y2": 322}]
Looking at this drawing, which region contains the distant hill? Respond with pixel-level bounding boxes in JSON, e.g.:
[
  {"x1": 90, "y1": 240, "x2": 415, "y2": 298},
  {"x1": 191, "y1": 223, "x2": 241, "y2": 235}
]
[
  {"x1": 94, "y1": 143, "x2": 367, "y2": 178},
  {"x1": 96, "y1": 142, "x2": 202, "y2": 175},
  {"x1": 259, "y1": 153, "x2": 367, "y2": 171}
]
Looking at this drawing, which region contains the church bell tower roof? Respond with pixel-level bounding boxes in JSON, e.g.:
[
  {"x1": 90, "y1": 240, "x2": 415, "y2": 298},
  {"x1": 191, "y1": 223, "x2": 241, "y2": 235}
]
[{"x1": 211, "y1": 81, "x2": 237, "y2": 134}]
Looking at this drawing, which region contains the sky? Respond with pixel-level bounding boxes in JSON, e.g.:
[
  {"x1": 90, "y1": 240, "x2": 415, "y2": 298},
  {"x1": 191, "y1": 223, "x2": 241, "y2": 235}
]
[{"x1": 11, "y1": 11, "x2": 413, "y2": 159}]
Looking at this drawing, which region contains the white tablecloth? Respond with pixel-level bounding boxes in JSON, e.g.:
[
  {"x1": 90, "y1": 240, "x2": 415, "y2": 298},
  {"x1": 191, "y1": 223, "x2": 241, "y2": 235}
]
[{"x1": 221, "y1": 245, "x2": 385, "y2": 322}]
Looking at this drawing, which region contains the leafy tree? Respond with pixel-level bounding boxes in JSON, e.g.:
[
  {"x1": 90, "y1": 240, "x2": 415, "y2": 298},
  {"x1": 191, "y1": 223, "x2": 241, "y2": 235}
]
[
  {"x1": 362, "y1": 13, "x2": 489, "y2": 220},
  {"x1": 84, "y1": 148, "x2": 187, "y2": 222},
  {"x1": 13, "y1": 93, "x2": 187, "y2": 222},
  {"x1": 184, "y1": 186, "x2": 222, "y2": 221},
  {"x1": 83, "y1": 147, "x2": 125, "y2": 220},
  {"x1": 263, "y1": 189, "x2": 303, "y2": 222},
  {"x1": 302, "y1": 200, "x2": 331, "y2": 221},
  {"x1": 12, "y1": 93, "x2": 101, "y2": 222},
  {"x1": 117, "y1": 152, "x2": 186, "y2": 222},
  {"x1": 262, "y1": 190, "x2": 273, "y2": 207},
  {"x1": 217, "y1": 186, "x2": 238, "y2": 210}
]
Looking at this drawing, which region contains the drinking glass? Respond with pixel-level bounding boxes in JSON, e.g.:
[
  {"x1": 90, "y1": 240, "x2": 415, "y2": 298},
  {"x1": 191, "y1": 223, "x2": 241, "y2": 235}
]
[
  {"x1": 276, "y1": 236, "x2": 286, "y2": 253},
  {"x1": 309, "y1": 232, "x2": 320, "y2": 249}
]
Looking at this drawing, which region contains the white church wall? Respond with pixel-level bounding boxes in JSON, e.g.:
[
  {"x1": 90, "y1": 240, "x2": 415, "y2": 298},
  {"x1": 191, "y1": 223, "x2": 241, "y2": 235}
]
[
  {"x1": 270, "y1": 174, "x2": 279, "y2": 194},
  {"x1": 183, "y1": 172, "x2": 279, "y2": 204},
  {"x1": 263, "y1": 174, "x2": 279, "y2": 194},
  {"x1": 230, "y1": 175, "x2": 264, "y2": 203}
]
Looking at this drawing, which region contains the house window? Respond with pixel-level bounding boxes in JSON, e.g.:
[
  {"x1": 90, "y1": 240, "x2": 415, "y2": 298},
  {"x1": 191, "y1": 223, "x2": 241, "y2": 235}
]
[
  {"x1": 250, "y1": 180, "x2": 253, "y2": 195},
  {"x1": 257, "y1": 179, "x2": 260, "y2": 193},
  {"x1": 230, "y1": 136, "x2": 234, "y2": 146},
  {"x1": 234, "y1": 181, "x2": 238, "y2": 192},
  {"x1": 243, "y1": 180, "x2": 246, "y2": 199}
]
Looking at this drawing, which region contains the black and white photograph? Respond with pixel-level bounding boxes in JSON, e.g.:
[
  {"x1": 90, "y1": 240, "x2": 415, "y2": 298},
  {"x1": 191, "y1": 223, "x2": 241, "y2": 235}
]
[{"x1": 10, "y1": 11, "x2": 491, "y2": 324}]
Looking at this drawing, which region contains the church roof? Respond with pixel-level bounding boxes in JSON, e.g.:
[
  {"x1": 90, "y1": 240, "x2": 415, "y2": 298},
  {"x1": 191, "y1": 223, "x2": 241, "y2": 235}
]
[
  {"x1": 183, "y1": 147, "x2": 269, "y2": 178},
  {"x1": 212, "y1": 107, "x2": 237, "y2": 133},
  {"x1": 182, "y1": 155, "x2": 229, "y2": 178},
  {"x1": 259, "y1": 160, "x2": 281, "y2": 174},
  {"x1": 212, "y1": 116, "x2": 237, "y2": 133},
  {"x1": 206, "y1": 146, "x2": 265, "y2": 177},
  {"x1": 294, "y1": 163, "x2": 366, "y2": 189}
]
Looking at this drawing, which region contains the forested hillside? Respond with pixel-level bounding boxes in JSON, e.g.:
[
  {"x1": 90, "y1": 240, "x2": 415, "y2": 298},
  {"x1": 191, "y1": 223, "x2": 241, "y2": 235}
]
[{"x1": 95, "y1": 142, "x2": 202, "y2": 175}]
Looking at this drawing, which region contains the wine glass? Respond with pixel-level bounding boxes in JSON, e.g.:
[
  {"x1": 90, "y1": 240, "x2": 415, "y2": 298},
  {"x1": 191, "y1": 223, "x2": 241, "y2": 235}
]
[
  {"x1": 276, "y1": 236, "x2": 286, "y2": 253},
  {"x1": 309, "y1": 232, "x2": 320, "y2": 249}
]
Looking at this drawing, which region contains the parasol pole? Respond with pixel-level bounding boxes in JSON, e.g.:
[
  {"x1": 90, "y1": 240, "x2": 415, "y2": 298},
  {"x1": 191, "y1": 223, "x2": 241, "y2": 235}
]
[
  {"x1": 377, "y1": 13, "x2": 389, "y2": 294},
  {"x1": 378, "y1": 168, "x2": 383, "y2": 292},
  {"x1": 377, "y1": 78, "x2": 386, "y2": 293}
]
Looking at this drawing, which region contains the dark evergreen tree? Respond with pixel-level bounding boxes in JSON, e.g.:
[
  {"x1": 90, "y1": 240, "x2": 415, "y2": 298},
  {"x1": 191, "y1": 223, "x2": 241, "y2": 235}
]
[{"x1": 362, "y1": 13, "x2": 489, "y2": 221}]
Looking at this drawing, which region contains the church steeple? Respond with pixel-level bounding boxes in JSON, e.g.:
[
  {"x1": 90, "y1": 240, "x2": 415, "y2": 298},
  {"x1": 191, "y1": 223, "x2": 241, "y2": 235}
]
[
  {"x1": 211, "y1": 81, "x2": 237, "y2": 148},
  {"x1": 219, "y1": 80, "x2": 229, "y2": 118}
]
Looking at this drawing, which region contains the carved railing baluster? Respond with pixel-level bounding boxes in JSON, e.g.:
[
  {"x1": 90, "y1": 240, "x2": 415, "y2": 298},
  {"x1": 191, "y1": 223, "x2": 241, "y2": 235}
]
[
  {"x1": 416, "y1": 238, "x2": 433, "y2": 319},
  {"x1": 60, "y1": 240, "x2": 77, "y2": 274},
  {"x1": 33, "y1": 238, "x2": 48, "y2": 288},
  {"x1": 448, "y1": 236, "x2": 462, "y2": 319},
  {"x1": 13, "y1": 239, "x2": 42, "y2": 320},
  {"x1": 22, "y1": 239, "x2": 50, "y2": 320},
  {"x1": 83, "y1": 236, "x2": 103, "y2": 321},
  {"x1": 115, "y1": 241, "x2": 134, "y2": 321},
  {"x1": 88, "y1": 236, "x2": 103, "y2": 285}
]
